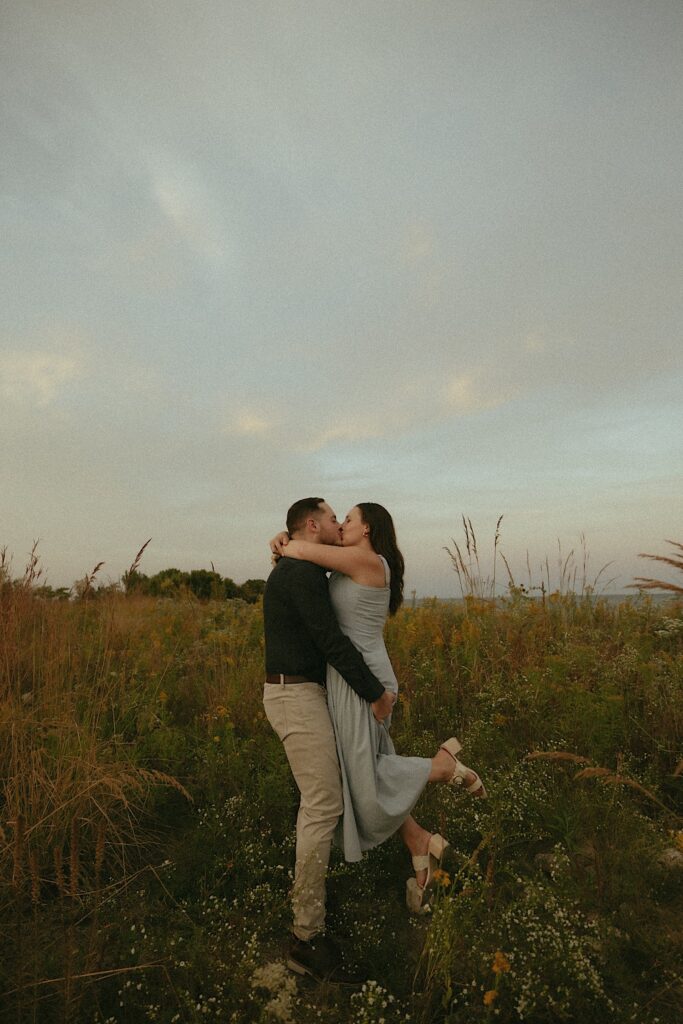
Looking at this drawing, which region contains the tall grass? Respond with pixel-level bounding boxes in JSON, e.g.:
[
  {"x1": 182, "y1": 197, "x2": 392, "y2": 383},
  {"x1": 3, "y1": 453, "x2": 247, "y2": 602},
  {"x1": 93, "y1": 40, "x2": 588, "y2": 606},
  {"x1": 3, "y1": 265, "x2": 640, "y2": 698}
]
[
  {"x1": 631, "y1": 540, "x2": 683, "y2": 595},
  {"x1": 444, "y1": 517, "x2": 616, "y2": 602},
  {"x1": 1, "y1": 541, "x2": 681, "y2": 1022}
]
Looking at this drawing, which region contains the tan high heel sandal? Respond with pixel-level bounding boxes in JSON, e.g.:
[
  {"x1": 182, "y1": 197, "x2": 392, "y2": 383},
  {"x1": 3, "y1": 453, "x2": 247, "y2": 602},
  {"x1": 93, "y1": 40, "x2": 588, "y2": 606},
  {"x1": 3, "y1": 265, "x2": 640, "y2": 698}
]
[
  {"x1": 440, "y1": 737, "x2": 487, "y2": 797},
  {"x1": 406, "y1": 833, "x2": 450, "y2": 914}
]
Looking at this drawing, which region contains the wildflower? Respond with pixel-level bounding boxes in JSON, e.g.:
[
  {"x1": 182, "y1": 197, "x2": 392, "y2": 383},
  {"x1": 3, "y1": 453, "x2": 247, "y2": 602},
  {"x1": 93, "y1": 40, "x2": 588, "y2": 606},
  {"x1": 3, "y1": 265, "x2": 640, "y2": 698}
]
[
  {"x1": 432, "y1": 868, "x2": 451, "y2": 887},
  {"x1": 483, "y1": 989, "x2": 498, "y2": 1006},
  {"x1": 158, "y1": 690, "x2": 167, "y2": 702},
  {"x1": 213, "y1": 736, "x2": 220, "y2": 743},
  {"x1": 492, "y1": 950, "x2": 511, "y2": 974},
  {"x1": 251, "y1": 963, "x2": 296, "y2": 1023}
]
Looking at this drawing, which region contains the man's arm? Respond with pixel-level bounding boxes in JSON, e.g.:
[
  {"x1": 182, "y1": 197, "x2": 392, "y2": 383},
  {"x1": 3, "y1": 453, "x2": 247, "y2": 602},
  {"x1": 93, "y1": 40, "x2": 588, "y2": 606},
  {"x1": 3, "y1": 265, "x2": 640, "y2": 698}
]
[{"x1": 288, "y1": 563, "x2": 386, "y2": 703}]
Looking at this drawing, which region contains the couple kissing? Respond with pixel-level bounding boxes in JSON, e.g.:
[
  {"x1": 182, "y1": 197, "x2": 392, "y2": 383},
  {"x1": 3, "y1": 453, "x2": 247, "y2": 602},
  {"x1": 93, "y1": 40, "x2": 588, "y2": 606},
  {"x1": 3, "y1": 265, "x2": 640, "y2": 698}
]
[{"x1": 262, "y1": 497, "x2": 486, "y2": 983}]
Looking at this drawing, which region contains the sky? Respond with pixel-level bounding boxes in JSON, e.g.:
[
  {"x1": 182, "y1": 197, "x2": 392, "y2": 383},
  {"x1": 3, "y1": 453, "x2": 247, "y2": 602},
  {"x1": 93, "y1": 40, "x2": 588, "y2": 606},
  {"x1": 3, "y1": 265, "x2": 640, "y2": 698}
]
[{"x1": 2, "y1": 0, "x2": 682, "y2": 596}]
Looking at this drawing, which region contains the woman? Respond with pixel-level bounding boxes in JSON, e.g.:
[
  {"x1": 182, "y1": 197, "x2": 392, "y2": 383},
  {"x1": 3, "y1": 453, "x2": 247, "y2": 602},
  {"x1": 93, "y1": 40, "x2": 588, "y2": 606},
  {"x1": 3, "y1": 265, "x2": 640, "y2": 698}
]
[{"x1": 270, "y1": 502, "x2": 486, "y2": 912}]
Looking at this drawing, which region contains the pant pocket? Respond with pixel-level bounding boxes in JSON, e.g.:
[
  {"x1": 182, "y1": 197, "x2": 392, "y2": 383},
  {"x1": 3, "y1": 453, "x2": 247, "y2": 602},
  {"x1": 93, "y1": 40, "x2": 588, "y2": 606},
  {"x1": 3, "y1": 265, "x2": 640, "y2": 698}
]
[{"x1": 263, "y1": 686, "x2": 288, "y2": 741}]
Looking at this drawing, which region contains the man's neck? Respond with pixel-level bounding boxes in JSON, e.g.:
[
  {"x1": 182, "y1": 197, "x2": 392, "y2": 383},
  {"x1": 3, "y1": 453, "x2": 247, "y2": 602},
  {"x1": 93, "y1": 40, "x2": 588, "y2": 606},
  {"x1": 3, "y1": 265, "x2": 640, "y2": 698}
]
[{"x1": 291, "y1": 530, "x2": 320, "y2": 544}]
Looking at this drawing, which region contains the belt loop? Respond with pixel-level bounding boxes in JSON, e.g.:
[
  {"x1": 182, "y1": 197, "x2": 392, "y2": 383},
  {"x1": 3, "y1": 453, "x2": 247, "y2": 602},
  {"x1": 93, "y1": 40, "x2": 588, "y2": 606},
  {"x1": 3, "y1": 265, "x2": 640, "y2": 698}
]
[{"x1": 279, "y1": 673, "x2": 285, "y2": 687}]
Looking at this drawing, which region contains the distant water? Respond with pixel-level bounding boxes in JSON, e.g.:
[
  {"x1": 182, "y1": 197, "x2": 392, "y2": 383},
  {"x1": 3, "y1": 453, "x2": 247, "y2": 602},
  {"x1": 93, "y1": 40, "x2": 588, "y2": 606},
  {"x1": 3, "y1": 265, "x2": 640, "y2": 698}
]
[{"x1": 412, "y1": 592, "x2": 679, "y2": 608}]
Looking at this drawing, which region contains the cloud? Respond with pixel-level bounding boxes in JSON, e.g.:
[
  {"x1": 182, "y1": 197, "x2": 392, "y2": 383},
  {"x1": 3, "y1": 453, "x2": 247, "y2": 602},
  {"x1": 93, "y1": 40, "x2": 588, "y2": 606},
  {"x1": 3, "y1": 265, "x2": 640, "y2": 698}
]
[
  {"x1": 0, "y1": 331, "x2": 88, "y2": 407},
  {"x1": 234, "y1": 412, "x2": 270, "y2": 435},
  {"x1": 523, "y1": 333, "x2": 546, "y2": 354},
  {"x1": 253, "y1": 357, "x2": 528, "y2": 457},
  {"x1": 446, "y1": 370, "x2": 519, "y2": 415},
  {"x1": 401, "y1": 221, "x2": 435, "y2": 265},
  {"x1": 299, "y1": 422, "x2": 385, "y2": 453},
  {"x1": 148, "y1": 156, "x2": 231, "y2": 269},
  {"x1": 288, "y1": 363, "x2": 523, "y2": 455}
]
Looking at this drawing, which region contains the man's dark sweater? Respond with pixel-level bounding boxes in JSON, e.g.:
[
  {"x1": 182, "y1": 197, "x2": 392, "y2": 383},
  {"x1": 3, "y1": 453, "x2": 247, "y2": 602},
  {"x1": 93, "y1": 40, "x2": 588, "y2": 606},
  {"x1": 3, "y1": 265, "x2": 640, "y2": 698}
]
[{"x1": 263, "y1": 558, "x2": 385, "y2": 703}]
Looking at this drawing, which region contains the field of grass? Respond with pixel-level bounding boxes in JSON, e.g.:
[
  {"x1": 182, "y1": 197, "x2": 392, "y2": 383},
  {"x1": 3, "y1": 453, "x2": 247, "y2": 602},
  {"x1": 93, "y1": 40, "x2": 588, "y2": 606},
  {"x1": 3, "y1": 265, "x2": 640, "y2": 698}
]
[{"x1": 1, "y1": 564, "x2": 682, "y2": 1022}]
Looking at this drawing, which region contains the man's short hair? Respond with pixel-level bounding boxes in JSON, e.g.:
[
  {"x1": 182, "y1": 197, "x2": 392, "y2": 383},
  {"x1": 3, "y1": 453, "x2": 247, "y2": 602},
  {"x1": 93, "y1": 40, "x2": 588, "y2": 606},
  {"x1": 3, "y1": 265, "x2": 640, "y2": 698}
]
[{"x1": 286, "y1": 497, "x2": 325, "y2": 535}]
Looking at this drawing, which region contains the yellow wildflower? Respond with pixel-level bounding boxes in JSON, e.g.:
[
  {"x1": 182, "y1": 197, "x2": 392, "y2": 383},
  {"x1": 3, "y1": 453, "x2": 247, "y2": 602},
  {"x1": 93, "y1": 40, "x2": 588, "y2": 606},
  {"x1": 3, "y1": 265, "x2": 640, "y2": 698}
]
[
  {"x1": 432, "y1": 868, "x2": 451, "y2": 887},
  {"x1": 213, "y1": 735, "x2": 220, "y2": 743},
  {"x1": 483, "y1": 989, "x2": 498, "y2": 1006},
  {"x1": 492, "y1": 950, "x2": 511, "y2": 974},
  {"x1": 158, "y1": 690, "x2": 167, "y2": 703}
]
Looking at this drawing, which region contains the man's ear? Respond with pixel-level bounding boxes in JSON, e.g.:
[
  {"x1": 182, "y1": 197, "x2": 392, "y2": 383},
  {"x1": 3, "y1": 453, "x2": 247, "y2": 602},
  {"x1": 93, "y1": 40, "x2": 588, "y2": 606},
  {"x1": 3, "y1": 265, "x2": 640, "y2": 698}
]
[{"x1": 307, "y1": 517, "x2": 320, "y2": 534}]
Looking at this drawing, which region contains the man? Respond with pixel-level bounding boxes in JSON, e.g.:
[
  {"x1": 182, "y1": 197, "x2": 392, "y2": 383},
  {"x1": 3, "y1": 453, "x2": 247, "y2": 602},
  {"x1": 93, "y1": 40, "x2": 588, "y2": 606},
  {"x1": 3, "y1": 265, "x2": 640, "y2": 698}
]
[{"x1": 262, "y1": 497, "x2": 394, "y2": 981}]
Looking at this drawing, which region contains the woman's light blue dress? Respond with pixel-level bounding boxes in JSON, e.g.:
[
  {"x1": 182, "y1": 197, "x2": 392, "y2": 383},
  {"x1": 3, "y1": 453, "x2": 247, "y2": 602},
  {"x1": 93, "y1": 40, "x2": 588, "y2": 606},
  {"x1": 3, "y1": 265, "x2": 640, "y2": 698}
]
[{"x1": 326, "y1": 557, "x2": 432, "y2": 862}]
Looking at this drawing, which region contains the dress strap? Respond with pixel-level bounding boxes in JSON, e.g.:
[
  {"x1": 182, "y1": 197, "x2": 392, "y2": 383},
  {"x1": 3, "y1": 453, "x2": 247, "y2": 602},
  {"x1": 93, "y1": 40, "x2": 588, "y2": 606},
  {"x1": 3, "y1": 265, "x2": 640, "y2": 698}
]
[{"x1": 378, "y1": 554, "x2": 390, "y2": 586}]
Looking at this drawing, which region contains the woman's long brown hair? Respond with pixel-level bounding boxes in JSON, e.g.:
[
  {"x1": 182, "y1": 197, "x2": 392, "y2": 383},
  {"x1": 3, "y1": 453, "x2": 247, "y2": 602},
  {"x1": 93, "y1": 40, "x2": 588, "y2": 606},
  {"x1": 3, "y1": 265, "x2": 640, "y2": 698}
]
[{"x1": 357, "y1": 502, "x2": 404, "y2": 615}]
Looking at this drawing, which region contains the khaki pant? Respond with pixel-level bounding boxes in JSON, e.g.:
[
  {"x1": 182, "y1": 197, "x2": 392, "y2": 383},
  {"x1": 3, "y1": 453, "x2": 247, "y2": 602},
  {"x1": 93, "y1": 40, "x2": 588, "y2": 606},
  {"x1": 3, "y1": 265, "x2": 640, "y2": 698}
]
[{"x1": 263, "y1": 681, "x2": 343, "y2": 940}]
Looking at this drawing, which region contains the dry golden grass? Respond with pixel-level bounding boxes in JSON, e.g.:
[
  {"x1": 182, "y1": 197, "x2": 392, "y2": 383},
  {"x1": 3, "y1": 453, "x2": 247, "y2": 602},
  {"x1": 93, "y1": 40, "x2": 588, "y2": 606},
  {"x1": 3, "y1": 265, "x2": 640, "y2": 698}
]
[
  {"x1": 1, "y1": 539, "x2": 680, "y2": 1023},
  {"x1": 443, "y1": 514, "x2": 504, "y2": 600},
  {"x1": 525, "y1": 752, "x2": 677, "y2": 815},
  {"x1": 443, "y1": 517, "x2": 618, "y2": 602},
  {"x1": 0, "y1": 572, "x2": 190, "y2": 901},
  {"x1": 524, "y1": 751, "x2": 593, "y2": 765},
  {"x1": 631, "y1": 540, "x2": 683, "y2": 594}
]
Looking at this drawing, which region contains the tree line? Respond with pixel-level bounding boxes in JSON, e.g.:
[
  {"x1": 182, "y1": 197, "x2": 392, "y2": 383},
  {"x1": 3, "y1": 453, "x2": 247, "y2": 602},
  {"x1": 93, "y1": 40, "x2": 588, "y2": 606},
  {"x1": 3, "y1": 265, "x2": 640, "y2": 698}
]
[
  {"x1": 22, "y1": 569, "x2": 265, "y2": 603},
  {"x1": 124, "y1": 568, "x2": 265, "y2": 602},
  {"x1": 1, "y1": 541, "x2": 266, "y2": 603}
]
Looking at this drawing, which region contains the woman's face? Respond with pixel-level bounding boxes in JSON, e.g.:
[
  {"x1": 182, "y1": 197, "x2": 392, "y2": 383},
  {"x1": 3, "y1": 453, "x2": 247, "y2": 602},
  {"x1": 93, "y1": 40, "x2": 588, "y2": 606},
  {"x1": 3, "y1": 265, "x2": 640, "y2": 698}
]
[{"x1": 341, "y1": 506, "x2": 366, "y2": 547}]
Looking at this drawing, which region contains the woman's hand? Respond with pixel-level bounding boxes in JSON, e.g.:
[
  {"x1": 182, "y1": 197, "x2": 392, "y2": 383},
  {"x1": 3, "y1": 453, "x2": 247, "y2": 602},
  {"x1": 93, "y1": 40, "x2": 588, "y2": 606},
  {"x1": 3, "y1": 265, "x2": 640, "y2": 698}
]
[
  {"x1": 371, "y1": 690, "x2": 397, "y2": 723},
  {"x1": 269, "y1": 531, "x2": 290, "y2": 558}
]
